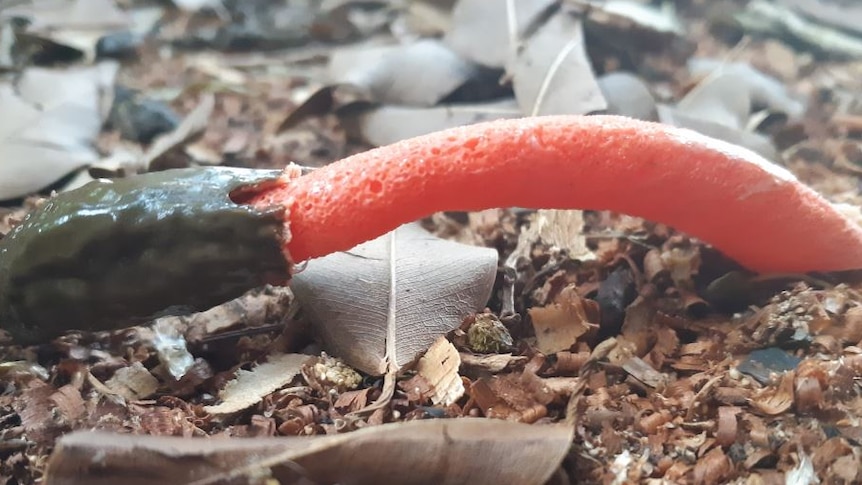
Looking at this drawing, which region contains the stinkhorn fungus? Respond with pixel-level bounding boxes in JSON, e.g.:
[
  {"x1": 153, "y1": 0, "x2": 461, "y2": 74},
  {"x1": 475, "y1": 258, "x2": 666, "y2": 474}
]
[{"x1": 2, "y1": 115, "x2": 862, "y2": 344}]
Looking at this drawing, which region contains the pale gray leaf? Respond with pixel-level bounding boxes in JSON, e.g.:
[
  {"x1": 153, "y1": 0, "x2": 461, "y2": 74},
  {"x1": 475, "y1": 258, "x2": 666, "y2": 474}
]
[
  {"x1": 0, "y1": 85, "x2": 100, "y2": 201},
  {"x1": 328, "y1": 39, "x2": 478, "y2": 107},
  {"x1": 687, "y1": 58, "x2": 806, "y2": 118},
  {"x1": 598, "y1": 0, "x2": 684, "y2": 35},
  {"x1": 597, "y1": 71, "x2": 658, "y2": 121},
  {"x1": 677, "y1": 71, "x2": 753, "y2": 130},
  {"x1": 344, "y1": 98, "x2": 522, "y2": 146},
  {"x1": 444, "y1": 0, "x2": 558, "y2": 68},
  {"x1": 656, "y1": 104, "x2": 778, "y2": 162},
  {"x1": 292, "y1": 223, "x2": 498, "y2": 375},
  {"x1": 782, "y1": 0, "x2": 862, "y2": 37},
  {"x1": 510, "y1": 12, "x2": 606, "y2": 116}
]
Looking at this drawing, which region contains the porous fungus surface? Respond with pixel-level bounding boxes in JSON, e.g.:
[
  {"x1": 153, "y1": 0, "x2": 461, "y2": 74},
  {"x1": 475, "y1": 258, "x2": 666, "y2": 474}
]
[{"x1": 250, "y1": 115, "x2": 862, "y2": 273}]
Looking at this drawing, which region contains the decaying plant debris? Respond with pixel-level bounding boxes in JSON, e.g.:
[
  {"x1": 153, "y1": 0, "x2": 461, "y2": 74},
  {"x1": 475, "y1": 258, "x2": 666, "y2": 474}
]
[{"x1": 2, "y1": 0, "x2": 862, "y2": 484}]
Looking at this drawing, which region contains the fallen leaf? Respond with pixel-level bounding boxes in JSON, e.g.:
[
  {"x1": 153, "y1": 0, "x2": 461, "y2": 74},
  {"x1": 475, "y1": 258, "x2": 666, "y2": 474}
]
[
  {"x1": 292, "y1": 223, "x2": 498, "y2": 375},
  {"x1": 3, "y1": 0, "x2": 130, "y2": 60},
  {"x1": 328, "y1": 39, "x2": 479, "y2": 106},
  {"x1": 528, "y1": 285, "x2": 592, "y2": 355},
  {"x1": 203, "y1": 353, "x2": 313, "y2": 415},
  {"x1": 736, "y1": 0, "x2": 862, "y2": 59},
  {"x1": 597, "y1": 71, "x2": 659, "y2": 121},
  {"x1": 46, "y1": 419, "x2": 574, "y2": 485},
  {"x1": 783, "y1": 0, "x2": 862, "y2": 38},
  {"x1": 344, "y1": 98, "x2": 522, "y2": 146},
  {"x1": 510, "y1": 12, "x2": 607, "y2": 116},
  {"x1": 414, "y1": 337, "x2": 464, "y2": 406},
  {"x1": 0, "y1": 83, "x2": 101, "y2": 200},
  {"x1": 444, "y1": 0, "x2": 558, "y2": 68},
  {"x1": 678, "y1": 71, "x2": 753, "y2": 130},
  {"x1": 687, "y1": 58, "x2": 806, "y2": 118},
  {"x1": 656, "y1": 104, "x2": 778, "y2": 161}
]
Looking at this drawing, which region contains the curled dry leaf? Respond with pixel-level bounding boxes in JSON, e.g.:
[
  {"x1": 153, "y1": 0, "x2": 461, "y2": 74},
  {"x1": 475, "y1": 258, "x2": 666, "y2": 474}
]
[
  {"x1": 46, "y1": 419, "x2": 574, "y2": 485},
  {"x1": 444, "y1": 0, "x2": 558, "y2": 68},
  {"x1": 328, "y1": 39, "x2": 478, "y2": 106},
  {"x1": 510, "y1": 12, "x2": 607, "y2": 116},
  {"x1": 292, "y1": 223, "x2": 497, "y2": 375},
  {"x1": 203, "y1": 353, "x2": 312, "y2": 415},
  {"x1": 344, "y1": 98, "x2": 522, "y2": 146},
  {"x1": 528, "y1": 285, "x2": 592, "y2": 355},
  {"x1": 414, "y1": 337, "x2": 464, "y2": 406}
]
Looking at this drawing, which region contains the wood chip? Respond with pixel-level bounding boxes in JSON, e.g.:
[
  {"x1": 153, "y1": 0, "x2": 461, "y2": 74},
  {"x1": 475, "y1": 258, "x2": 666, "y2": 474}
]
[
  {"x1": 528, "y1": 286, "x2": 591, "y2": 355},
  {"x1": 415, "y1": 337, "x2": 464, "y2": 406},
  {"x1": 105, "y1": 362, "x2": 159, "y2": 400},
  {"x1": 204, "y1": 353, "x2": 312, "y2": 415}
]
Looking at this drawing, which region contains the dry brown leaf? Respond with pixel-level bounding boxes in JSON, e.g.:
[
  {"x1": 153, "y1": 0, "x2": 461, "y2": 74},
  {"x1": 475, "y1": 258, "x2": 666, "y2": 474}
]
[
  {"x1": 444, "y1": 0, "x2": 558, "y2": 68},
  {"x1": 105, "y1": 362, "x2": 159, "y2": 401},
  {"x1": 414, "y1": 337, "x2": 464, "y2": 406},
  {"x1": 328, "y1": 39, "x2": 478, "y2": 106},
  {"x1": 510, "y1": 12, "x2": 607, "y2": 116},
  {"x1": 204, "y1": 353, "x2": 312, "y2": 415},
  {"x1": 292, "y1": 223, "x2": 497, "y2": 375},
  {"x1": 529, "y1": 286, "x2": 591, "y2": 355},
  {"x1": 46, "y1": 419, "x2": 574, "y2": 485}
]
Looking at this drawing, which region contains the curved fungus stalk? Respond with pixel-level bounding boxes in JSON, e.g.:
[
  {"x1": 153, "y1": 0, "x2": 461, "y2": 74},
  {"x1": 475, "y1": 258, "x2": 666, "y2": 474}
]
[
  {"x1": 249, "y1": 115, "x2": 862, "y2": 273},
  {"x1": 2, "y1": 114, "x2": 862, "y2": 344}
]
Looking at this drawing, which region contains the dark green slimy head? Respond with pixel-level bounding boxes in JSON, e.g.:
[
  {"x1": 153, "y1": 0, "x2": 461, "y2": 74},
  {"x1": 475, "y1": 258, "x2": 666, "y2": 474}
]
[{"x1": 0, "y1": 167, "x2": 291, "y2": 345}]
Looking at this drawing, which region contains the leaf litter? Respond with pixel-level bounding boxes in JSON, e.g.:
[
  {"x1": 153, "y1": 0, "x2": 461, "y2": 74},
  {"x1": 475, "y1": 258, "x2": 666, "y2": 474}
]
[{"x1": 3, "y1": 0, "x2": 862, "y2": 484}]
